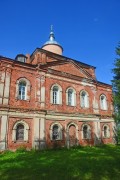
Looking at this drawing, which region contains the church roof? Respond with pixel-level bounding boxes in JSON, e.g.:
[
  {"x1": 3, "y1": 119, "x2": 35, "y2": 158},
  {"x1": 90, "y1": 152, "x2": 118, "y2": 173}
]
[
  {"x1": 44, "y1": 31, "x2": 59, "y2": 45},
  {"x1": 41, "y1": 26, "x2": 63, "y2": 50},
  {"x1": 30, "y1": 47, "x2": 96, "y2": 69}
]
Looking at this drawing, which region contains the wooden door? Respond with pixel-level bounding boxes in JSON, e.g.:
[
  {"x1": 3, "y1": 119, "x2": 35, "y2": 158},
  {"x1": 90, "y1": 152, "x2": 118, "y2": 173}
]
[{"x1": 69, "y1": 125, "x2": 77, "y2": 146}]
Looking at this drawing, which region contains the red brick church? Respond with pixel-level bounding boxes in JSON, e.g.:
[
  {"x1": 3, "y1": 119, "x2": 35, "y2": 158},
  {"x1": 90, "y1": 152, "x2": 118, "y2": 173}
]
[{"x1": 0, "y1": 28, "x2": 115, "y2": 150}]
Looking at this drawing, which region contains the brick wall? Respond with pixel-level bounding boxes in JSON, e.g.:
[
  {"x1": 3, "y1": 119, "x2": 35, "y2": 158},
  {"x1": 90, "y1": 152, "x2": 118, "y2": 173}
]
[
  {"x1": 0, "y1": 52, "x2": 114, "y2": 150},
  {"x1": 7, "y1": 117, "x2": 33, "y2": 150}
]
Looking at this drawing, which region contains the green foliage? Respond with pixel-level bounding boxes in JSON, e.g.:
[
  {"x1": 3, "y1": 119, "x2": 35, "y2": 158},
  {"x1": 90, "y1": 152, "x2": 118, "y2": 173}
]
[
  {"x1": 16, "y1": 146, "x2": 27, "y2": 153},
  {"x1": 114, "y1": 114, "x2": 120, "y2": 126},
  {"x1": 0, "y1": 145, "x2": 120, "y2": 180},
  {"x1": 112, "y1": 42, "x2": 120, "y2": 122},
  {"x1": 117, "y1": 129, "x2": 120, "y2": 143}
]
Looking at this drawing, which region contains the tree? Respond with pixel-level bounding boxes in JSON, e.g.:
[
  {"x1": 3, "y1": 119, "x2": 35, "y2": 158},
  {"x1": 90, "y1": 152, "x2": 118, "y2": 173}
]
[
  {"x1": 112, "y1": 43, "x2": 120, "y2": 144},
  {"x1": 112, "y1": 43, "x2": 120, "y2": 121}
]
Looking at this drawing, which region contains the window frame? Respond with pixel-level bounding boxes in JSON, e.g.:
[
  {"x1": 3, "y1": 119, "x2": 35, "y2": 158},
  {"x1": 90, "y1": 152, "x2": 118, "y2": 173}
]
[
  {"x1": 100, "y1": 94, "x2": 107, "y2": 110},
  {"x1": 52, "y1": 124, "x2": 60, "y2": 140},
  {"x1": 50, "y1": 123, "x2": 63, "y2": 141},
  {"x1": 80, "y1": 90, "x2": 89, "y2": 108},
  {"x1": 82, "y1": 124, "x2": 91, "y2": 139},
  {"x1": 16, "y1": 124, "x2": 24, "y2": 141},
  {"x1": 15, "y1": 78, "x2": 31, "y2": 101},
  {"x1": 50, "y1": 84, "x2": 62, "y2": 105},
  {"x1": 68, "y1": 89, "x2": 73, "y2": 106},
  {"x1": 18, "y1": 81, "x2": 27, "y2": 100},
  {"x1": 53, "y1": 86, "x2": 59, "y2": 104},
  {"x1": 102, "y1": 124, "x2": 110, "y2": 138},
  {"x1": 66, "y1": 87, "x2": 76, "y2": 106},
  {"x1": 12, "y1": 120, "x2": 29, "y2": 142}
]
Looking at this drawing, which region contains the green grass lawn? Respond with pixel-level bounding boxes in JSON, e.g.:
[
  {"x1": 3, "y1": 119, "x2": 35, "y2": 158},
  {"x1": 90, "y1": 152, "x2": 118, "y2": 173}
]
[{"x1": 0, "y1": 145, "x2": 120, "y2": 180}]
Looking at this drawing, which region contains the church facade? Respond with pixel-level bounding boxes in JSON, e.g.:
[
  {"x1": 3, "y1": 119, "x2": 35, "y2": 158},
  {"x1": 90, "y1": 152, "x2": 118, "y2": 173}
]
[{"x1": 0, "y1": 29, "x2": 115, "y2": 150}]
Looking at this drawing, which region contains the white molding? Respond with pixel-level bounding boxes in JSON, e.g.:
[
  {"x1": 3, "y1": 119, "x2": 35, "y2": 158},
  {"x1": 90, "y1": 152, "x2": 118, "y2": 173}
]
[
  {"x1": 12, "y1": 120, "x2": 29, "y2": 142},
  {"x1": 50, "y1": 122, "x2": 63, "y2": 140}
]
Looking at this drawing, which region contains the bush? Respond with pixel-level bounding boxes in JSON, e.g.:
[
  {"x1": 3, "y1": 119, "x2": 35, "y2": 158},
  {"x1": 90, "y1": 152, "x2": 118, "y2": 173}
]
[{"x1": 16, "y1": 146, "x2": 27, "y2": 153}]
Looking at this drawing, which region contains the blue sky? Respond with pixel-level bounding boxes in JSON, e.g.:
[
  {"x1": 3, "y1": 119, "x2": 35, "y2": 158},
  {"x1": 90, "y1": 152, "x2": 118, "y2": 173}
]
[{"x1": 0, "y1": 0, "x2": 120, "y2": 84}]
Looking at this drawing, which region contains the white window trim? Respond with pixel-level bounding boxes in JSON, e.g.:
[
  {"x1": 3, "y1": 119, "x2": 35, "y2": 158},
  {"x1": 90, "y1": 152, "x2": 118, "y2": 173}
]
[
  {"x1": 66, "y1": 87, "x2": 76, "y2": 106},
  {"x1": 16, "y1": 78, "x2": 31, "y2": 101},
  {"x1": 12, "y1": 120, "x2": 29, "y2": 142},
  {"x1": 81, "y1": 124, "x2": 91, "y2": 139},
  {"x1": 102, "y1": 124, "x2": 110, "y2": 138},
  {"x1": 50, "y1": 122, "x2": 63, "y2": 141},
  {"x1": 53, "y1": 86, "x2": 59, "y2": 104},
  {"x1": 50, "y1": 84, "x2": 62, "y2": 105},
  {"x1": 18, "y1": 82, "x2": 27, "y2": 100},
  {"x1": 80, "y1": 90, "x2": 89, "y2": 108},
  {"x1": 100, "y1": 94, "x2": 108, "y2": 110}
]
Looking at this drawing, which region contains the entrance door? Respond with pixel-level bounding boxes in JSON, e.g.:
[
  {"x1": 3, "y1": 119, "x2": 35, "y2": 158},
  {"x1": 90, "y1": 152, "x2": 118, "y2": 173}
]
[{"x1": 69, "y1": 125, "x2": 77, "y2": 146}]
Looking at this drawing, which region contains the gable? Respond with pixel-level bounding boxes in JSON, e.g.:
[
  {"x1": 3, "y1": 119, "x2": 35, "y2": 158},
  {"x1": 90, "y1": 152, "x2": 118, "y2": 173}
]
[{"x1": 48, "y1": 62, "x2": 93, "y2": 79}]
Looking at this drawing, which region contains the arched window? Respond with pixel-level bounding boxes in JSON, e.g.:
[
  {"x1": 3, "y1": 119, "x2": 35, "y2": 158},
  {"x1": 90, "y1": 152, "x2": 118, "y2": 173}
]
[
  {"x1": 53, "y1": 86, "x2": 59, "y2": 104},
  {"x1": 16, "y1": 124, "x2": 24, "y2": 141},
  {"x1": 100, "y1": 94, "x2": 107, "y2": 110},
  {"x1": 18, "y1": 81, "x2": 26, "y2": 100},
  {"x1": 68, "y1": 89, "x2": 73, "y2": 105},
  {"x1": 12, "y1": 120, "x2": 29, "y2": 142},
  {"x1": 50, "y1": 123, "x2": 63, "y2": 140},
  {"x1": 66, "y1": 88, "x2": 76, "y2": 106},
  {"x1": 50, "y1": 84, "x2": 62, "y2": 105},
  {"x1": 52, "y1": 125, "x2": 59, "y2": 140},
  {"x1": 82, "y1": 124, "x2": 91, "y2": 139},
  {"x1": 83, "y1": 125, "x2": 88, "y2": 139},
  {"x1": 80, "y1": 91, "x2": 89, "y2": 108},
  {"x1": 16, "y1": 78, "x2": 31, "y2": 101},
  {"x1": 103, "y1": 124, "x2": 110, "y2": 138},
  {"x1": 104, "y1": 126, "x2": 107, "y2": 137}
]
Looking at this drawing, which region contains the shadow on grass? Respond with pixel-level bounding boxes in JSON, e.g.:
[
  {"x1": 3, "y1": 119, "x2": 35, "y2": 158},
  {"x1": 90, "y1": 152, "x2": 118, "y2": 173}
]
[{"x1": 0, "y1": 145, "x2": 120, "y2": 180}]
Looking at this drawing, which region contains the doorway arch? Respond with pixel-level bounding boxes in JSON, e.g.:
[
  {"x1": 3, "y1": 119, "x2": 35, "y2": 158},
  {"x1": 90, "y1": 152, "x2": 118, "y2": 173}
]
[{"x1": 66, "y1": 122, "x2": 78, "y2": 147}]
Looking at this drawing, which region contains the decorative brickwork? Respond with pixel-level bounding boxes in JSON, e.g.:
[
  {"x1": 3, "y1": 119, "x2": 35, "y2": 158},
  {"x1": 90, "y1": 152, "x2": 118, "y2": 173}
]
[{"x1": 0, "y1": 44, "x2": 115, "y2": 150}]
